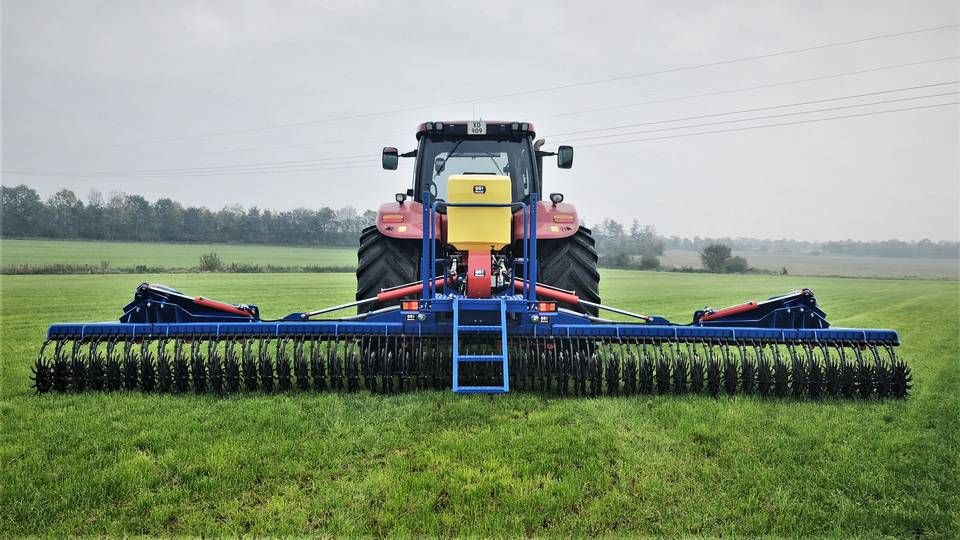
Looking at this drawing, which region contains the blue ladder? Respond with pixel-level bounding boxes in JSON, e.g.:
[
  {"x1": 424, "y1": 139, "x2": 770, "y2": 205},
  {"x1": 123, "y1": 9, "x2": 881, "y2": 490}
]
[{"x1": 452, "y1": 297, "x2": 509, "y2": 393}]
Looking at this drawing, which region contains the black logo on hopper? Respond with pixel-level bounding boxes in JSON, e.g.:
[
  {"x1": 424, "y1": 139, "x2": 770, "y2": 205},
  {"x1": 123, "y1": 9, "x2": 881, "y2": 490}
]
[{"x1": 473, "y1": 185, "x2": 486, "y2": 194}]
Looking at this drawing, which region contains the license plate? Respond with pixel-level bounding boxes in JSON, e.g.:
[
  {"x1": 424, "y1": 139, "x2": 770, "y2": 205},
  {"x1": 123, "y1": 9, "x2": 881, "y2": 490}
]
[{"x1": 467, "y1": 121, "x2": 486, "y2": 135}]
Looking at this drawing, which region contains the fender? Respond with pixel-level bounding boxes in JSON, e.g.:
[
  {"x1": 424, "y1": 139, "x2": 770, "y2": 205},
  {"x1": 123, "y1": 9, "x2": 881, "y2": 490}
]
[
  {"x1": 512, "y1": 201, "x2": 579, "y2": 241},
  {"x1": 376, "y1": 201, "x2": 445, "y2": 242},
  {"x1": 379, "y1": 200, "x2": 578, "y2": 242}
]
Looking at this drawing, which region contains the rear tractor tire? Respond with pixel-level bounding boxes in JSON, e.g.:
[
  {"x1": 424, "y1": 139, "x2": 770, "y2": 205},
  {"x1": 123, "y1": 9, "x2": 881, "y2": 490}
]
[
  {"x1": 355, "y1": 226, "x2": 422, "y2": 314},
  {"x1": 536, "y1": 226, "x2": 601, "y2": 316}
]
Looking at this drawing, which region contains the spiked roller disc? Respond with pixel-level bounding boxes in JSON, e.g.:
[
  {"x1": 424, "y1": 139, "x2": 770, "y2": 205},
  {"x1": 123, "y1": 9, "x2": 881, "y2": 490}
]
[
  {"x1": 86, "y1": 348, "x2": 104, "y2": 392},
  {"x1": 276, "y1": 347, "x2": 292, "y2": 392},
  {"x1": 806, "y1": 352, "x2": 822, "y2": 399},
  {"x1": 855, "y1": 359, "x2": 874, "y2": 399},
  {"x1": 739, "y1": 352, "x2": 755, "y2": 395},
  {"x1": 224, "y1": 346, "x2": 241, "y2": 393},
  {"x1": 655, "y1": 357, "x2": 671, "y2": 395},
  {"x1": 722, "y1": 357, "x2": 737, "y2": 396},
  {"x1": 672, "y1": 351, "x2": 687, "y2": 395},
  {"x1": 602, "y1": 353, "x2": 615, "y2": 396},
  {"x1": 105, "y1": 349, "x2": 122, "y2": 392},
  {"x1": 890, "y1": 359, "x2": 912, "y2": 398},
  {"x1": 756, "y1": 356, "x2": 772, "y2": 397},
  {"x1": 823, "y1": 356, "x2": 839, "y2": 397},
  {"x1": 773, "y1": 355, "x2": 788, "y2": 398},
  {"x1": 71, "y1": 354, "x2": 87, "y2": 392},
  {"x1": 156, "y1": 348, "x2": 172, "y2": 392},
  {"x1": 706, "y1": 357, "x2": 720, "y2": 397},
  {"x1": 260, "y1": 352, "x2": 275, "y2": 393},
  {"x1": 31, "y1": 358, "x2": 53, "y2": 394},
  {"x1": 123, "y1": 353, "x2": 139, "y2": 391},
  {"x1": 689, "y1": 356, "x2": 704, "y2": 394}
]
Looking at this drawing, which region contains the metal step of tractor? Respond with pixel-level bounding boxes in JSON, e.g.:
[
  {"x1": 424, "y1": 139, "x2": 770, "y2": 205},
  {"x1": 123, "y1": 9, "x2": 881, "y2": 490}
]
[
  {"x1": 452, "y1": 297, "x2": 509, "y2": 394},
  {"x1": 456, "y1": 354, "x2": 505, "y2": 362}
]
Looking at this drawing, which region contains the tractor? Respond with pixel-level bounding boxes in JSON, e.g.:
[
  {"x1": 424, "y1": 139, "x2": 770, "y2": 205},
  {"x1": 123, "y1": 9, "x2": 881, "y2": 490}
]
[{"x1": 358, "y1": 120, "x2": 600, "y2": 315}]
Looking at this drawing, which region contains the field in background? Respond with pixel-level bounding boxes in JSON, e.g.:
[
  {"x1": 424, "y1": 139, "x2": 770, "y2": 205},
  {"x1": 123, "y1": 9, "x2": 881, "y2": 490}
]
[
  {"x1": 0, "y1": 239, "x2": 356, "y2": 269},
  {"x1": 2, "y1": 239, "x2": 957, "y2": 279},
  {"x1": 661, "y1": 249, "x2": 958, "y2": 279},
  {"x1": 1, "y1": 270, "x2": 957, "y2": 536}
]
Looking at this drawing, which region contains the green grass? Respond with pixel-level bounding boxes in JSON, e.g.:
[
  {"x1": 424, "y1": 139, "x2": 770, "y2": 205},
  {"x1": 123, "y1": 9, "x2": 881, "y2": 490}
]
[
  {"x1": 1, "y1": 271, "x2": 957, "y2": 536},
  {"x1": 0, "y1": 238, "x2": 356, "y2": 269},
  {"x1": 4, "y1": 239, "x2": 958, "y2": 279}
]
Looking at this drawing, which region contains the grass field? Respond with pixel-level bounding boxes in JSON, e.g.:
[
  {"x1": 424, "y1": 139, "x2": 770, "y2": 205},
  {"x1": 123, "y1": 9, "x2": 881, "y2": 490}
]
[
  {"x1": 1, "y1": 271, "x2": 958, "y2": 536},
  {"x1": 0, "y1": 239, "x2": 356, "y2": 269},
  {"x1": 3, "y1": 239, "x2": 958, "y2": 279}
]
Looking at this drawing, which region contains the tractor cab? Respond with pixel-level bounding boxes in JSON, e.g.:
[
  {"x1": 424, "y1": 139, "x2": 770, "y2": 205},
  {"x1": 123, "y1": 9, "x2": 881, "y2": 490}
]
[{"x1": 381, "y1": 121, "x2": 573, "y2": 206}]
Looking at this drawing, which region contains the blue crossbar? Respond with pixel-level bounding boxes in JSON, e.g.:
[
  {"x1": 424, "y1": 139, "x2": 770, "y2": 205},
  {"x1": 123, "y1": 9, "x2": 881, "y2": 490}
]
[{"x1": 45, "y1": 320, "x2": 899, "y2": 345}]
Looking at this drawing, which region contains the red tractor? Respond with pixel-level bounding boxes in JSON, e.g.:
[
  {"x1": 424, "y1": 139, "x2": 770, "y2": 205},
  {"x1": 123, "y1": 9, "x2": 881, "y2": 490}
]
[{"x1": 357, "y1": 120, "x2": 601, "y2": 314}]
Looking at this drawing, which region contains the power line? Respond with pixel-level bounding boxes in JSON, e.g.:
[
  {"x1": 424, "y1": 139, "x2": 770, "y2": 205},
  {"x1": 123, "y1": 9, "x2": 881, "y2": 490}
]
[
  {"x1": 8, "y1": 101, "x2": 953, "y2": 177},
  {"x1": 100, "y1": 24, "x2": 958, "y2": 147},
  {"x1": 547, "y1": 80, "x2": 958, "y2": 137},
  {"x1": 160, "y1": 132, "x2": 408, "y2": 159},
  {"x1": 4, "y1": 154, "x2": 377, "y2": 177},
  {"x1": 549, "y1": 89, "x2": 958, "y2": 142},
  {"x1": 3, "y1": 162, "x2": 376, "y2": 179},
  {"x1": 573, "y1": 101, "x2": 957, "y2": 149},
  {"x1": 10, "y1": 90, "x2": 954, "y2": 178},
  {"x1": 535, "y1": 56, "x2": 960, "y2": 121},
  {"x1": 9, "y1": 96, "x2": 953, "y2": 178},
  {"x1": 104, "y1": 56, "x2": 960, "y2": 160}
]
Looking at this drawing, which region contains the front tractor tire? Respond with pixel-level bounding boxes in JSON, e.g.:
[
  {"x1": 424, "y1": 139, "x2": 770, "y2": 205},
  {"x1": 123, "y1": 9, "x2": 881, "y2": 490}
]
[
  {"x1": 356, "y1": 226, "x2": 422, "y2": 314},
  {"x1": 537, "y1": 226, "x2": 601, "y2": 316}
]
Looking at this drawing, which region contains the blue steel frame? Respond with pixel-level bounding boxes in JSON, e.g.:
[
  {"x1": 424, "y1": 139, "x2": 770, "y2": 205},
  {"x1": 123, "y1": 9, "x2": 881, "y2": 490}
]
[
  {"x1": 46, "y1": 319, "x2": 900, "y2": 344},
  {"x1": 420, "y1": 191, "x2": 537, "y2": 302},
  {"x1": 44, "y1": 190, "x2": 903, "y2": 380}
]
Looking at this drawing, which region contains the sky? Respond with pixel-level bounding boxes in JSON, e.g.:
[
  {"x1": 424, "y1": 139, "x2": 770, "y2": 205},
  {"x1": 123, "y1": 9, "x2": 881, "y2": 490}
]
[{"x1": 2, "y1": 0, "x2": 958, "y2": 242}]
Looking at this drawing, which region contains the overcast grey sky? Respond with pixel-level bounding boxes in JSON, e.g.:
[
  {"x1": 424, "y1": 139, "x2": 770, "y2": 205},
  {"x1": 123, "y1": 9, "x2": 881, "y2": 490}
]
[{"x1": 2, "y1": 0, "x2": 958, "y2": 241}]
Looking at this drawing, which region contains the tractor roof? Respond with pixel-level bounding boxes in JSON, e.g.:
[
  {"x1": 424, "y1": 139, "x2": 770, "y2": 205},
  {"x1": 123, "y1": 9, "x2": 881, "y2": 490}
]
[{"x1": 416, "y1": 120, "x2": 536, "y2": 139}]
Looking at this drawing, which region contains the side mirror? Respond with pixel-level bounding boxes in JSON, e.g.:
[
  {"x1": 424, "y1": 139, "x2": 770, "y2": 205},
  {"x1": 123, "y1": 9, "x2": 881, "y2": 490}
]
[
  {"x1": 382, "y1": 147, "x2": 399, "y2": 170},
  {"x1": 557, "y1": 145, "x2": 574, "y2": 169}
]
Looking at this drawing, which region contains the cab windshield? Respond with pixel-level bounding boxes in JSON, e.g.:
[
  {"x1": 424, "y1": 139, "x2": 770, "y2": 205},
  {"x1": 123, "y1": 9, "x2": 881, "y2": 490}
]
[{"x1": 417, "y1": 137, "x2": 536, "y2": 202}]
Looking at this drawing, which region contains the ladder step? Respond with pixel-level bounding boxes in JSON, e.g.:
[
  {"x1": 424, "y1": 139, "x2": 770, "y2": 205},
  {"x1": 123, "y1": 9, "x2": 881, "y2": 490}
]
[
  {"x1": 457, "y1": 325, "x2": 503, "y2": 332},
  {"x1": 456, "y1": 354, "x2": 504, "y2": 362},
  {"x1": 456, "y1": 300, "x2": 506, "y2": 311},
  {"x1": 451, "y1": 296, "x2": 510, "y2": 394},
  {"x1": 454, "y1": 386, "x2": 509, "y2": 394}
]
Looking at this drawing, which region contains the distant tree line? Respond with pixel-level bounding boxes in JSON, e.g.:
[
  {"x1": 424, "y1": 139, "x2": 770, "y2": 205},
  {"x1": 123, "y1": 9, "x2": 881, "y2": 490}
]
[
  {"x1": 589, "y1": 218, "x2": 958, "y2": 260},
  {"x1": 1, "y1": 185, "x2": 375, "y2": 246},
  {"x1": 591, "y1": 219, "x2": 665, "y2": 270},
  {"x1": 2, "y1": 184, "x2": 957, "y2": 259}
]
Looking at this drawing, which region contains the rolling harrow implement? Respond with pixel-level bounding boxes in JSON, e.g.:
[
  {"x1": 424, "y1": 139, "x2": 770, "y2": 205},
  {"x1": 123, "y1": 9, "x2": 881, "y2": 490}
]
[
  {"x1": 34, "y1": 334, "x2": 910, "y2": 398},
  {"x1": 32, "y1": 121, "x2": 911, "y2": 399}
]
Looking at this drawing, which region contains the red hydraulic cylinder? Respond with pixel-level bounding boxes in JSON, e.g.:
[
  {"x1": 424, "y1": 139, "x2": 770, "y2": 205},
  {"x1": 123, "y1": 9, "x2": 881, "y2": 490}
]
[
  {"x1": 376, "y1": 277, "x2": 447, "y2": 303},
  {"x1": 194, "y1": 296, "x2": 254, "y2": 317},
  {"x1": 466, "y1": 250, "x2": 492, "y2": 298},
  {"x1": 700, "y1": 300, "x2": 758, "y2": 321},
  {"x1": 512, "y1": 279, "x2": 580, "y2": 306}
]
